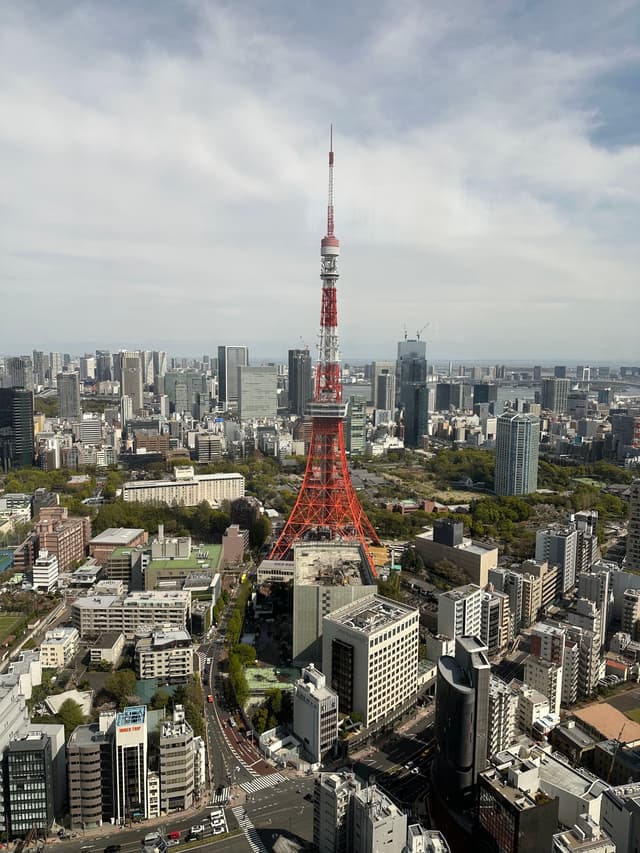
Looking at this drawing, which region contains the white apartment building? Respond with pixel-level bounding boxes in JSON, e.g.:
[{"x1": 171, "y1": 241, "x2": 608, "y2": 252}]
[
  {"x1": 71, "y1": 590, "x2": 191, "y2": 638},
  {"x1": 32, "y1": 550, "x2": 59, "y2": 592},
  {"x1": 40, "y1": 626, "x2": 80, "y2": 669},
  {"x1": 293, "y1": 664, "x2": 339, "y2": 764},
  {"x1": 322, "y1": 595, "x2": 419, "y2": 729},
  {"x1": 193, "y1": 736, "x2": 206, "y2": 796},
  {"x1": 437, "y1": 584, "x2": 482, "y2": 640},
  {"x1": 524, "y1": 656, "x2": 563, "y2": 716},
  {"x1": 487, "y1": 676, "x2": 518, "y2": 757},
  {"x1": 480, "y1": 590, "x2": 510, "y2": 658},
  {"x1": 536, "y1": 525, "x2": 579, "y2": 593},
  {"x1": 516, "y1": 685, "x2": 549, "y2": 734},
  {"x1": 313, "y1": 771, "x2": 361, "y2": 853},
  {"x1": 135, "y1": 630, "x2": 193, "y2": 683},
  {"x1": 159, "y1": 706, "x2": 194, "y2": 813},
  {"x1": 351, "y1": 784, "x2": 407, "y2": 853},
  {"x1": 122, "y1": 467, "x2": 244, "y2": 508}
]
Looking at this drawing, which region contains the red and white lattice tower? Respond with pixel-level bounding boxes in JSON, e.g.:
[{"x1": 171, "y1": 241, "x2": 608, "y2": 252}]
[{"x1": 269, "y1": 128, "x2": 381, "y2": 571}]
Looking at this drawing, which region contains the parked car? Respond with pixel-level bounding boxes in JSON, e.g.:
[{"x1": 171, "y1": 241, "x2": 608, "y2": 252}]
[{"x1": 105, "y1": 846, "x2": 121, "y2": 853}]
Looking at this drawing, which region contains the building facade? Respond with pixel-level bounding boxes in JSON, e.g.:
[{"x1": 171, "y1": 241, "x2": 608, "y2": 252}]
[
  {"x1": 292, "y1": 664, "x2": 339, "y2": 764},
  {"x1": 322, "y1": 595, "x2": 419, "y2": 730},
  {"x1": 494, "y1": 411, "x2": 540, "y2": 497}
]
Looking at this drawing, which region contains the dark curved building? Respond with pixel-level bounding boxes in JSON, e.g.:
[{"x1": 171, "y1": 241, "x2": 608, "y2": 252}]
[{"x1": 435, "y1": 636, "x2": 490, "y2": 810}]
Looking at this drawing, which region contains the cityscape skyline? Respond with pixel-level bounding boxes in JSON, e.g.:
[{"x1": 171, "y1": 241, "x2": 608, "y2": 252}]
[{"x1": 2, "y1": 1, "x2": 639, "y2": 360}]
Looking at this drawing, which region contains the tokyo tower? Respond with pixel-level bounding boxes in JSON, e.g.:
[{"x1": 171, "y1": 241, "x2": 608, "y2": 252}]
[{"x1": 269, "y1": 129, "x2": 381, "y2": 571}]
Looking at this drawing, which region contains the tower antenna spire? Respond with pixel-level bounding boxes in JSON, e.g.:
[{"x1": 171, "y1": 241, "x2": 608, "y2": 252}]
[{"x1": 327, "y1": 124, "x2": 335, "y2": 237}]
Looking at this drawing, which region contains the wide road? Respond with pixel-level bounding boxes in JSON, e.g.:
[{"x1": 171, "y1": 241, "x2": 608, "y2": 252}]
[{"x1": 244, "y1": 775, "x2": 315, "y2": 850}]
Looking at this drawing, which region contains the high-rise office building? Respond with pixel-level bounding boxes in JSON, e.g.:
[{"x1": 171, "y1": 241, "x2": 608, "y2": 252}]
[
  {"x1": 0, "y1": 388, "x2": 34, "y2": 471},
  {"x1": 49, "y1": 352, "x2": 63, "y2": 381},
  {"x1": 32, "y1": 351, "x2": 48, "y2": 386},
  {"x1": 57, "y1": 372, "x2": 82, "y2": 421},
  {"x1": 288, "y1": 349, "x2": 313, "y2": 416},
  {"x1": 435, "y1": 635, "x2": 490, "y2": 808},
  {"x1": 627, "y1": 479, "x2": 640, "y2": 572},
  {"x1": 345, "y1": 397, "x2": 367, "y2": 455},
  {"x1": 4, "y1": 733, "x2": 55, "y2": 839},
  {"x1": 372, "y1": 361, "x2": 396, "y2": 411},
  {"x1": 322, "y1": 595, "x2": 419, "y2": 729},
  {"x1": 402, "y1": 383, "x2": 429, "y2": 448},
  {"x1": 541, "y1": 378, "x2": 570, "y2": 413},
  {"x1": 238, "y1": 365, "x2": 278, "y2": 421},
  {"x1": 6, "y1": 357, "x2": 34, "y2": 392},
  {"x1": 113, "y1": 706, "x2": 147, "y2": 823},
  {"x1": 164, "y1": 370, "x2": 208, "y2": 417},
  {"x1": 473, "y1": 383, "x2": 498, "y2": 405},
  {"x1": 119, "y1": 352, "x2": 144, "y2": 416},
  {"x1": 494, "y1": 411, "x2": 540, "y2": 496},
  {"x1": 95, "y1": 351, "x2": 112, "y2": 382},
  {"x1": 577, "y1": 569, "x2": 610, "y2": 649},
  {"x1": 554, "y1": 365, "x2": 567, "y2": 379},
  {"x1": 217, "y1": 345, "x2": 248, "y2": 409}
]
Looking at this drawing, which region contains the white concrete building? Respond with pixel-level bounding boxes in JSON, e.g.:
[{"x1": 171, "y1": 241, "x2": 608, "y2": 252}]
[
  {"x1": 32, "y1": 550, "x2": 59, "y2": 592},
  {"x1": 553, "y1": 815, "x2": 616, "y2": 853},
  {"x1": 40, "y1": 626, "x2": 80, "y2": 669},
  {"x1": 524, "y1": 656, "x2": 563, "y2": 716},
  {"x1": 122, "y1": 467, "x2": 244, "y2": 508},
  {"x1": 516, "y1": 685, "x2": 550, "y2": 735},
  {"x1": 71, "y1": 590, "x2": 191, "y2": 638},
  {"x1": 351, "y1": 784, "x2": 407, "y2": 853},
  {"x1": 293, "y1": 664, "x2": 338, "y2": 764},
  {"x1": 193, "y1": 736, "x2": 206, "y2": 796},
  {"x1": 437, "y1": 584, "x2": 482, "y2": 640},
  {"x1": 135, "y1": 629, "x2": 193, "y2": 683},
  {"x1": 602, "y1": 782, "x2": 640, "y2": 853},
  {"x1": 536, "y1": 525, "x2": 579, "y2": 593},
  {"x1": 114, "y1": 706, "x2": 148, "y2": 823},
  {"x1": 159, "y1": 706, "x2": 194, "y2": 812},
  {"x1": 487, "y1": 676, "x2": 518, "y2": 758},
  {"x1": 322, "y1": 596, "x2": 419, "y2": 729}
]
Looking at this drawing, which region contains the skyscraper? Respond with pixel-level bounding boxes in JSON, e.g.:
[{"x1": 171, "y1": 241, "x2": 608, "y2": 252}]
[
  {"x1": 288, "y1": 349, "x2": 312, "y2": 416},
  {"x1": 627, "y1": 479, "x2": 640, "y2": 572},
  {"x1": 6, "y1": 357, "x2": 34, "y2": 392},
  {"x1": 57, "y1": 372, "x2": 82, "y2": 421},
  {"x1": 541, "y1": 378, "x2": 570, "y2": 413},
  {"x1": 0, "y1": 388, "x2": 34, "y2": 471},
  {"x1": 402, "y1": 383, "x2": 429, "y2": 448},
  {"x1": 217, "y1": 345, "x2": 248, "y2": 410},
  {"x1": 119, "y1": 351, "x2": 144, "y2": 415},
  {"x1": 372, "y1": 361, "x2": 396, "y2": 411},
  {"x1": 494, "y1": 411, "x2": 540, "y2": 496},
  {"x1": 238, "y1": 365, "x2": 278, "y2": 420},
  {"x1": 435, "y1": 635, "x2": 490, "y2": 808}
]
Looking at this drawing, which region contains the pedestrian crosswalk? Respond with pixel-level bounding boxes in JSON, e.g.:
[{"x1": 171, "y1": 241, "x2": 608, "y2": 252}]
[
  {"x1": 240, "y1": 772, "x2": 286, "y2": 795},
  {"x1": 231, "y1": 807, "x2": 268, "y2": 853},
  {"x1": 211, "y1": 786, "x2": 230, "y2": 804}
]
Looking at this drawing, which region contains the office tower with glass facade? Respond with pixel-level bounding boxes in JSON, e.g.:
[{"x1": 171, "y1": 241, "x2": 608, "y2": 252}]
[
  {"x1": 217, "y1": 345, "x2": 248, "y2": 410},
  {"x1": 57, "y1": 372, "x2": 82, "y2": 421},
  {"x1": 288, "y1": 349, "x2": 313, "y2": 416}
]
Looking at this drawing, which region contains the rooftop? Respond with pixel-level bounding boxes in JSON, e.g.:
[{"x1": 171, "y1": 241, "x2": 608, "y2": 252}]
[
  {"x1": 573, "y1": 703, "x2": 640, "y2": 745},
  {"x1": 146, "y1": 543, "x2": 221, "y2": 572},
  {"x1": 90, "y1": 527, "x2": 145, "y2": 544},
  {"x1": 292, "y1": 542, "x2": 373, "y2": 587},
  {"x1": 440, "y1": 584, "x2": 481, "y2": 602},
  {"x1": 325, "y1": 594, "x2": 417, "y2": 635},
  {"x1": 116, "y1": 705, "x2": 146, "y2": 728}
]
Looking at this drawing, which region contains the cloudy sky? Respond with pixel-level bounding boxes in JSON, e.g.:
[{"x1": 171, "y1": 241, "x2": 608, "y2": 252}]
[{"x1": 1, "y1": 0, "x2": 639, "y2": 362}]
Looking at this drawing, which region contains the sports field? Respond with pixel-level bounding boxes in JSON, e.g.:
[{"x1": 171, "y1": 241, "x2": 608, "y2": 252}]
[{"x1": 0, "y1": 613, "x2": 24, "y2": 644}]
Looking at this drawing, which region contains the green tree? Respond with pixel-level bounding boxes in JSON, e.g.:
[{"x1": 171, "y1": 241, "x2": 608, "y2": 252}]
[
  {"x1": 150, "y1": 689, "x2": 171, "y2": 710},
  {"x1": 57, "y1": 698, "x2": 85, "y2": 739},
  {"x1": 249, "y1": 515, "x2": 272, "y2": 549},
  {"x1": 105, "y1": 669, "x2": 137, "y2": 707}
]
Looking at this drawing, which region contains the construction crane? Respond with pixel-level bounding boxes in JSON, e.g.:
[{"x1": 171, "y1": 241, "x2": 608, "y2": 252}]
[
  {"x1": 416, "y1": 322, "x2": 430, "y2": 341},
  {"x1": 606, "y1": 722, "x2": 627, "y2": 784}
]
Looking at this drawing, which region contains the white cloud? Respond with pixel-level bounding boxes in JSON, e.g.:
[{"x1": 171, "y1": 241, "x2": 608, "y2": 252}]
[{"x1": 0, "y1": 0, "x2": 638, "y2": 361}]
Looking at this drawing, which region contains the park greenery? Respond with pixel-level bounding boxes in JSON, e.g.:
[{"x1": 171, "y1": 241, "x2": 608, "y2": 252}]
[
  {"x1": 172, "y1": 676, "x2": 206, "y2": 739},
  {"x1": 93, "y1": 499, "x2": 231, "y2": 541},
  {"x1": 226, "y1": 580, "x2": 253, "y2": 708},
  {"x1": 251, "y1": 687, "x2": 293, "y2": 735}
]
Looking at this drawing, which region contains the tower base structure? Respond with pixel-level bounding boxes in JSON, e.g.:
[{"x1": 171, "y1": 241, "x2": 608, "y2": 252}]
[{"x1": 269, "y1": 418, "x2": 380, "y2": 572}]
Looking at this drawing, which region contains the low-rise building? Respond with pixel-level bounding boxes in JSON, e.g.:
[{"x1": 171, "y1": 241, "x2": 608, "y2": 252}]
[
  {"x1": 135, "y1": 630, "x2": 193, "y2": 683},
  {"x1": 122, "y1": 467, "x2": 244, "y2": 508},
  {"x1": 553, "y1": 815, "x2": 615, "y2": 853},
  {"x1": 601, "y1": 782, "x2": 640, "y2": 853},
  {"x1": 415, "y1": 521, "x2": 498, "y2": 587},
  {"x1": 71, "y1": 590, "x2": 191, "y2": 638},
  {"x1": 40, "y1": 627, "x2": 80, "y2": 669},
  {"x1": 32, "y1": 550, "x2": 59, "y2": 592},
  {"x1": 88, "y1": 527, "x2": 148, "y2": 564},
  {"x1": 89, "y1": 631, "x2": 125, "y2": 666}
]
